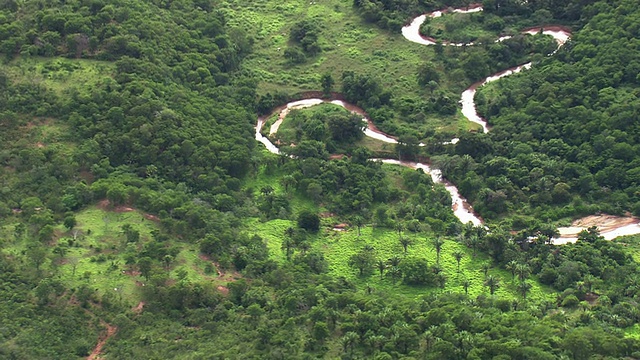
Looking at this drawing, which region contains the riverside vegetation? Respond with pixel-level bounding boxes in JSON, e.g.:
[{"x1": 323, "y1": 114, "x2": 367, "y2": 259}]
[{"x1": 1, "y1": 0, "x2": 640, "y2": 359}]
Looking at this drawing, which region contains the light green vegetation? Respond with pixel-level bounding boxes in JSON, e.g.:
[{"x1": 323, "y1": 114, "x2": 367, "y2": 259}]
[
  {"x1": 222, "y1": 0, "x2": 429, "y2": 98},
  {"x1": 615, "y1": 235, "x2": 640, "y2": 263},
  {"x1": 2, "y1": 56, "x2": 114, "y2": 95},
  {"x1": 52, "y1": 207, "x2": 156, "y2": 302},
  {"x1": 3, "y1": 204, "x2": 243, "y2": 305},
  {"x1": 251, "y1": 216, "x2": 554, "y2": 301}
]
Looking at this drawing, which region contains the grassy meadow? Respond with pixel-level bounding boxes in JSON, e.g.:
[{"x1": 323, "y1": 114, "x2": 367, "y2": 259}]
[
  {"x1": 249, "y1": 215, "x2": 555, "y2": 302},
  {"x1": 222, "y1": 0, "x2": 429, "y2": 96},
  {"x1": 2, "y1": 56, "x2": 114, "y2": 96}
]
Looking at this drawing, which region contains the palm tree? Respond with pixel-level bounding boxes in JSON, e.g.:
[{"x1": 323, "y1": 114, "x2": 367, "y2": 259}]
[
  {"x1": 484, "y1": 275, "x2": 500, "y2": 295},
  {"x1": 341, "y1": 331, "x2": 359, "y2": 353},
  {"x1": 281, "y1": 237, "x2": 295, "y2": 260},
  {"x1": 353, "y1": 215, "x2": 364, "y2": 237},
  {"x1": 517, "y1": 281, "x2": 532, "y2": 300},
  {"x1": 506, "y1": 260, "x2": 518, "y2": 280},
  {"x1": 260, "y1": 185, "x2": 274, "y2": 196},
  {"x1": 376, "y1": 259, "x2": 386, "y2": 280},
  {"x1": 466, "y1": 234, "x2": 480, "y2": 257},
  {"x1": 399, "y1": 236, "x2": 412, "y2": 255},
  {"x1": 462, "y1": 278, "x2": 471, "y2": 295},
  {"x1": 388, "y1": 266, "x2": 402, "y2": 284},
  {"x1": 432, "y1": 237, "x2": 444, "y2": 265},
  {"x1": 516, "y1": 263, "x2": 530, "y2": 282},
  {"x1": 395, "y1": 221, "x2": 404, "y2": 236},
  {"x1": 481, "y1": 262, "x2": 491, "y2": 277},
  {"x1": 453, "y1": 250, "x2": 464, "y2": 272},
  {"x1": 367, "y1": 334, "x2": 386, "y2": 353},
  {"x1": 279, "y1": 175, "x2": 297, "y2": 193},
  {"x1": 582, "y1": 274, "x2": 596, "y2": 293},
  {"x1": 284, "y1": 226, "x2": 295, "y2": 239},
  {"x1": 298, "y1": 240, "x2": 311, "y2": 255},
  {"x1": 387, "y1": 255, "x2": 401, "y2": 267}
]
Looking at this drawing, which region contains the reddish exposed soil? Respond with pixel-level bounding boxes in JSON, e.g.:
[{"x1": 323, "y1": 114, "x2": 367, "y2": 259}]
[
  {"x1": 132, "y1": 301, "x2": 145, "y2": 313},
  {"x1": 87, "y1": 322, "x2": 117, "y2": 360},
  {"x1": 97, "y1": 199, "x2": 159, "y2": 220},
  {"x1": 122, "y1": 269, "x2": 141, "y2": 277},
  {"x1": 217, "y1": 285, "x2": 229, "y2": 296}
]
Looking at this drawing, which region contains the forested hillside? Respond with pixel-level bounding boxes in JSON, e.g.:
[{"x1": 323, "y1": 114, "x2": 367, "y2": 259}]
[
  {"x1": 1, "y1": 0, "x2": 640, "y2": 359},
  {"x1": 468, "y1": 0, "x2": 640, "y2": 221}
]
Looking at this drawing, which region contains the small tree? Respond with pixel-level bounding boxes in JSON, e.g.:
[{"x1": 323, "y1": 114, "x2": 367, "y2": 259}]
[
  {"x1": 348, "y1": 246, "x2": 376, "y2": 276},
  {"x1": 376, "y1": 259, "x2": 386, "y2": 280},
  {"x1": 63, "y1": 215, "x2": 77, "y2": 231},
  {"x1": 482, "y1": 262, "x2": 491, "y2": 277},
  {"x1": 297, "y1": 210, "x2": 320, "y2": 232},
  {"x1": 387, "y1": 255, "x2": 401, "y2": 267},
  {"x1": 462, "y1": 278, "x2": 471, "y2": 295},
  {"x1": 518, "y1": 281, "x2": 532, "y2": 300},
  {"x1": 353, "y1": 215, "x2": 364, "y2": 237},
  {"x1": 281, "y1": 237, "x2": 295, "y2": 260},
  {"x1": 321, "y1": 73, "x2": 334, "y2": 97},
  {"x1": 137, "y1": 257, "x2": 153, "y2": 281},
  {"x1": 516, "y1": 264, "x2": 530, "y2": 282}
]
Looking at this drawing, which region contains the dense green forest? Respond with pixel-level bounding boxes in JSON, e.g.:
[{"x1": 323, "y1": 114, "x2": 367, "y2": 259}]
[{"x1": 1, "y1": 0, "x2": 640, "y2": 358}]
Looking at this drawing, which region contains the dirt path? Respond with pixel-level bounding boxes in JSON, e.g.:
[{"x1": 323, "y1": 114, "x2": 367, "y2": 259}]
[
  {"x1": 133, "y1": 301, "x2": 145, "y2": 313},
  {"x1": 87, "y1": 321, "x2": 117, "y2": 360}
]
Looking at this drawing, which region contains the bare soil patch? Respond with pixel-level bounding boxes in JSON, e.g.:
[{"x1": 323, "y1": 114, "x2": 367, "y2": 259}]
[{"x1": 87, "y1": 322, "x2": 117, "y2": 360}]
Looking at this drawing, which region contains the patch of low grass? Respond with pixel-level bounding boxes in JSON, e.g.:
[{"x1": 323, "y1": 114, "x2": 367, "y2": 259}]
[
  {"x1": 248, "y1": 212, "x2": 554, "y2": 302},
  {"x1": 2, "y1": 56, "x2": 114, "y2": 96},
  {"x1": 49, "y1": 207, "x2": 159, "y2": 302}
]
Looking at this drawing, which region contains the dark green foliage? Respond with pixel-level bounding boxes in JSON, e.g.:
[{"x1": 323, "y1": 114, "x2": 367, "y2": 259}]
[
  {"x1": 455, "y1": 0, "x2": 640, "y2": 220},
  {"x1": 348, "y1": 245, "x2": 376, "y2": 276},
  {"x1": 289, "y1": 19, "x2": 322, "y2": 55},
  {"x1": 297, "y1": 210, "x2": 320, "y2": 232},
  {"x1": 2, "y1": 0, "x2": 640, "y2": 358}
]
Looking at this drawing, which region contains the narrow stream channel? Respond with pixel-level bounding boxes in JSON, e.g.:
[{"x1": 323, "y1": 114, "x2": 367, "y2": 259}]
[{"x1": 255, "y1": 6, "x2": 640, "y2": 242}]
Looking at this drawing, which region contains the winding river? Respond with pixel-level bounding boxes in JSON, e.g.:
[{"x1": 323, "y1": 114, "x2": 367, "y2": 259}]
[{"x1": 255, "y1": 6, "x2": 640, "y2": 242}]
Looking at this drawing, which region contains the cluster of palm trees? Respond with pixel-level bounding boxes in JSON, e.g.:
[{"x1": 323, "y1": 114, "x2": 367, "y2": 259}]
[{"x1": 506, "y1": 260, "x2": 533, "y2": 299}]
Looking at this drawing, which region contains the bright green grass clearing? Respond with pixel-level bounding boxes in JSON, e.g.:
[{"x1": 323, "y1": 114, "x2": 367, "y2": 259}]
[
  {"x1": 2, "y1": 56, "x2": 114, "y2": 95},
  {"x1": 251, "y1": 217, "x2": 555, "y2": 302},
  {"x1": 50, "y1": 207, "x2": 158, "y2": 302},
  {"x1": 221, "y1": 0, "x2": 431, "y2": 99}
]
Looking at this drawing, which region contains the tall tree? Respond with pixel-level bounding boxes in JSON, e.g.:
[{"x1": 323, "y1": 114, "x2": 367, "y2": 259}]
[
  {"x1": 353, "y1": 215, "x2": 365, "y2": 237},
  {"x1": 453, "y1": 250, "x2": 464, "y2": 272},
  {"x1": 321, "y1": 73, "x2": 334, "y2": 97},
  {"x1": 518, "y1": 281, "x2": 532, "y2": 300},
  {"x1": 432, "y1": 237, "x2": 444, "y2": 265},
  {"x1": 400, "y1": 236, "x2": 412, "y2": 255},
  {"x1": 484, "y1": 275, "x2": 500, "y2": 295},
  {"x1": 507, "y1": 260, "x2": 518, "y2": 280}
]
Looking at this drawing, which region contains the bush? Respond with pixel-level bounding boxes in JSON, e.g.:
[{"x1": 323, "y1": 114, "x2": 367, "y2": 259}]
[
  {"x1": 297, "y1": 210, "x2": 320, "y2": 232},
  {"x1": 562, "y1": 295, "x2": 580, "y2": 308}
]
